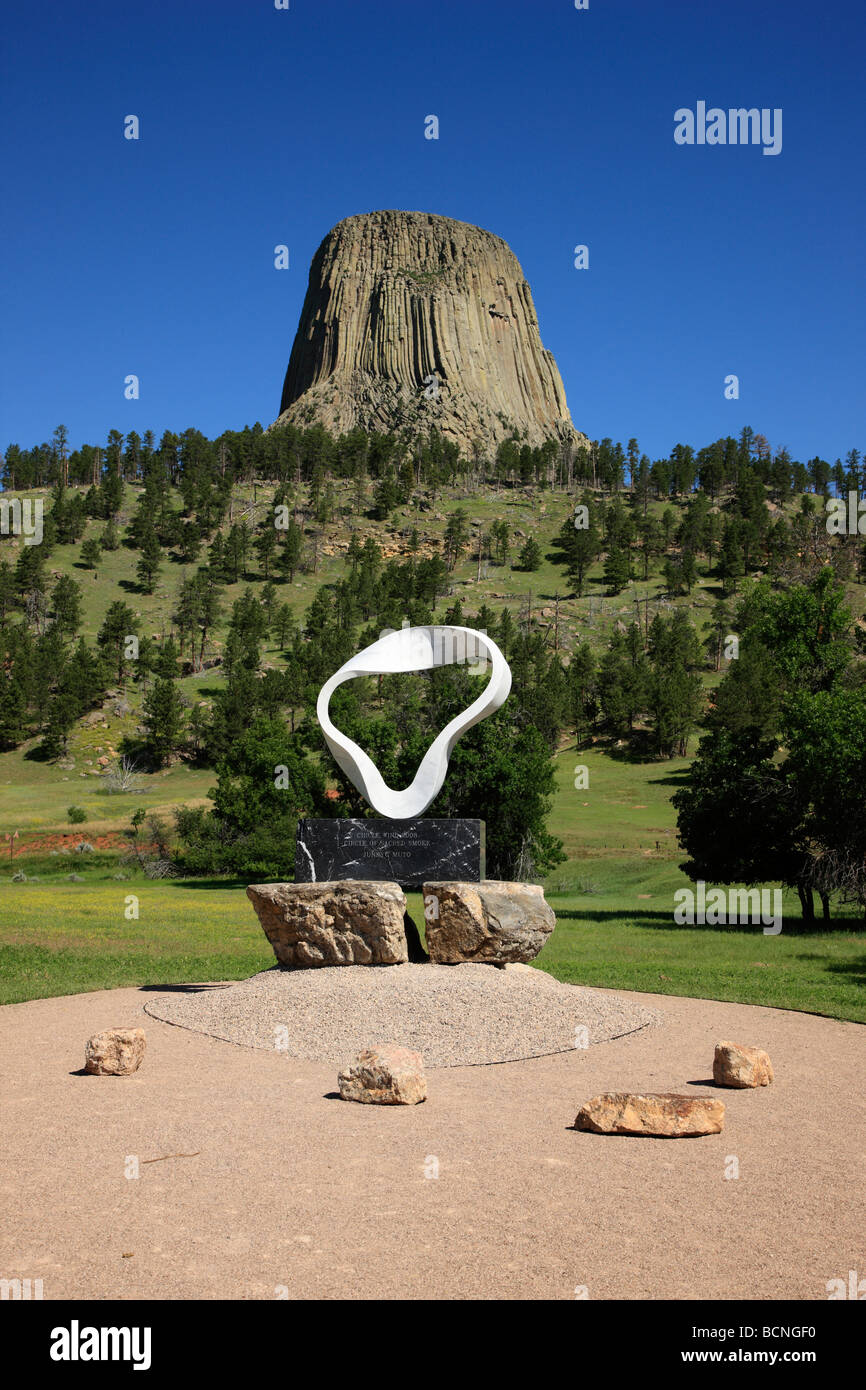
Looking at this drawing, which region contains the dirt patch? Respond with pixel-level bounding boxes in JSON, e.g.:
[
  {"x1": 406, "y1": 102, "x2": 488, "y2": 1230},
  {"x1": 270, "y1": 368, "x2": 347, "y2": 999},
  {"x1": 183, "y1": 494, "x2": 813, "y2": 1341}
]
[{"x1": 7, "y1": 832, "x2": 132, "y2": 859}]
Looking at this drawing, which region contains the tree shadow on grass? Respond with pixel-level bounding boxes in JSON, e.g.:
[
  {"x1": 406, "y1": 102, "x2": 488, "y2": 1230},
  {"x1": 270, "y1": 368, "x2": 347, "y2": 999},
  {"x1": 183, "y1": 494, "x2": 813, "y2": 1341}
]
[
  {"x1": 648, "y1": 769, "x2": 691, "y2": 787},
  {"x1": 822, "y1": 954, "x2": 866, "y2": 985},
  {"x1": 168, "y1": 877, "x2": 252, "y2": 890},
  {"x1": 553, "y1": 907, "x2": 861, "y2": 936},
  {"x1": 23, "y1": 743, "x2": 53, "y2": 762},
  {"x1": 603, "y1": 736, "x2": 661, "y2": 765}
]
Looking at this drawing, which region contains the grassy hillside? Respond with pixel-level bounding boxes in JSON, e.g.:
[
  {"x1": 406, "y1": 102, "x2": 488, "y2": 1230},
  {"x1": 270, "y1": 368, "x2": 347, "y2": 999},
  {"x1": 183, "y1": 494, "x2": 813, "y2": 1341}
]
[{"x1": 5, "y1": 474, "x2": 862, "y2": 848}]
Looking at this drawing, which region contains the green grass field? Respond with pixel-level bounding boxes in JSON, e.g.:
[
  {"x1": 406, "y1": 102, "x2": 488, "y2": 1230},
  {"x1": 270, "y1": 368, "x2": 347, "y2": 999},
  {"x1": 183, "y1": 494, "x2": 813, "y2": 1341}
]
[{"x1": 1, "y1": 747, "x2": 863, "y2": 1020}]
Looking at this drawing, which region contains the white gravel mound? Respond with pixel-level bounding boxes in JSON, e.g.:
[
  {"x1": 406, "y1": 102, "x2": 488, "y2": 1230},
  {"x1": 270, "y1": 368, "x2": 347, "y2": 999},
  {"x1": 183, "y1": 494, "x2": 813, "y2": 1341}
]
[{"x1": 145, "y1": 963, "x2": 661, "y2": 1067}]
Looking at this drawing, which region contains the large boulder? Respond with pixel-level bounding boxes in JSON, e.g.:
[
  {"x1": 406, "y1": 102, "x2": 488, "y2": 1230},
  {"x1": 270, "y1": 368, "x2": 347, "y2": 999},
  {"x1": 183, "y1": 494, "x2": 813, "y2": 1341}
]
[
  {"x1": 575, "y1": 1092, "x2": 725, "y2": 1138},
  {"x1": 84, "y1": 1028, "x2": 146, "y2": 1076},
  {"x1": 338, "y1": 1045, "x2": 427, "y2": 1105},
  {"x1": 422, "y1": 880, "x2": 555, "y2": 963},
  {"x1": 246, "y1": 880, "x2": 408, "y2": 967},
  {"x1": 713, "y1": 1041, "x2": 774, "y2": 1088}
]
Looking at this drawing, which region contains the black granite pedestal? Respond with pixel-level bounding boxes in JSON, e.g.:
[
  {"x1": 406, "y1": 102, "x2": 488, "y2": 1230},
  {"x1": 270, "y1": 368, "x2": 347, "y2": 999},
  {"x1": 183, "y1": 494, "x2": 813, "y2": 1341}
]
[{"x1": 295, "y1": 818, "x2": 485, "y2": 889}]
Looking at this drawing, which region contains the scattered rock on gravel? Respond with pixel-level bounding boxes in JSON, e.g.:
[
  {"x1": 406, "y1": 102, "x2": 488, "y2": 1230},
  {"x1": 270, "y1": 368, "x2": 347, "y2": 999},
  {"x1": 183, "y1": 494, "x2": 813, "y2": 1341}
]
[
  {"x1": 84, "y1": 1028, "x2": 146, "y2": 1076},
  {"x1": 423, "y1": 880, "x2": 555, "y2": 963},
  {"x1": 575, "y1": 1092, "x2": 724, "y2": 1137},
  {"x1": 246, "y1": 880, "x2": 408, "y2": 967},
  {"x1": 713, "y1": 1040, "x2": 774, "y2": 1088},
  {"x1": 338, "y1": 1045, "x2": 427, "y2": 1105}
]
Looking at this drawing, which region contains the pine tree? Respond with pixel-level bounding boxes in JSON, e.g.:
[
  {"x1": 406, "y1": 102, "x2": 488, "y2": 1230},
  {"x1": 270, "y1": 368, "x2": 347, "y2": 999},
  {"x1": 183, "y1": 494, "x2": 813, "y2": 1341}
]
[
  {"x1": 99, "y1": 517, "x2": 120, "y2": 551},
  {"x1": 80, "y1": 538, "x2": 101, "y2": 570},
  {"x1": 142, "y1": 678, "x2": 186, "y2": 767},
  {"x1": 51, "y1": 574, "x2": 82, "y2": 638},
  {"x1": 136, "y1": 528, "x2": 162, "y2": 593},
  {"x1": 517, "y1": 537, "x2": 542, "y2": 571},
  {"x1": 603, "y1": 544, "x2": 630, "y2": 595},
  {"x1": 256, "y1": 523, "x2": 277, "y2": 578},
  {"x1": 277, "y1": 518, "x2": 303, "y2": 582},
  {"x1": 98, "y1": 601, "x2": 139, "y2": 684},
  {"x1": 443, "y1": 509, "x2": 470, "y2": 569}
]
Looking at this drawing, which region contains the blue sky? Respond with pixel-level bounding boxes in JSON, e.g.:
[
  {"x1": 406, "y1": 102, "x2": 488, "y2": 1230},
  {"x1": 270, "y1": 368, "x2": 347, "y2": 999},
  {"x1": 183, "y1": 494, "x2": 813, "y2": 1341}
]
[{"x1": 1, "y1": 0, "x2": 863, "y2": 462}]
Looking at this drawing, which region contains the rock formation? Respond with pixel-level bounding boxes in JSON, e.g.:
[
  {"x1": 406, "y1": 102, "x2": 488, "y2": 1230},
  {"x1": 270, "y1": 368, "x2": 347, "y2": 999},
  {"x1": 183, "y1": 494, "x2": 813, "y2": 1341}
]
[
  {"x1": 246, "y1": 880, "x2": 408, "y2": 967},
  {"x1": 713, "y1": 1040, "x2": 774, "y2": 1088},
  {"x1": 338, "y1": 1045, "x2": 427, "y2": 1105},
  {"x1": 423, "y1": 880, "x2": 556, "y2": 963},
  {"x1": 274, "y1": 210, "x2": 586, "y2": 455},
  {"x1": 84, "y1": 1028, "x2": 146, "y2": 1076},
  {"x1": 575, "y1": 1093, "x2": 725, "y2": 1138}
]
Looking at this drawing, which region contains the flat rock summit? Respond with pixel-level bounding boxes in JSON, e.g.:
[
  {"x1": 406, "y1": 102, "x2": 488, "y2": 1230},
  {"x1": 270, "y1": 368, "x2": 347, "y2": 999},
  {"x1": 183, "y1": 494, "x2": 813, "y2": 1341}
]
[{"x1": 274, "y1": 209, "x2": 586, "y2": 454}]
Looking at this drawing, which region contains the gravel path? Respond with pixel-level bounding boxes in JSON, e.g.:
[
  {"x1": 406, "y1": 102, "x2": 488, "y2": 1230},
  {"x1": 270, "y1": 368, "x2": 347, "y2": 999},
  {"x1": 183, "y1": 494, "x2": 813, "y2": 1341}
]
[
  {"x1": 143, "y1": 963, "x2": 661, "y2": 1066},
  {"x1": 2, "y1": 984, "x2": 862, "y2": 1299}
]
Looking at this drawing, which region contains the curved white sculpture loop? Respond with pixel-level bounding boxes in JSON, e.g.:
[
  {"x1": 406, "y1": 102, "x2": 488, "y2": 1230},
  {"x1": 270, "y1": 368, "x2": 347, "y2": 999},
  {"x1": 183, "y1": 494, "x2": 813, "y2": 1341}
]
[{"x1": 316, "y1": 625, "x2": 512, "y2": 820}]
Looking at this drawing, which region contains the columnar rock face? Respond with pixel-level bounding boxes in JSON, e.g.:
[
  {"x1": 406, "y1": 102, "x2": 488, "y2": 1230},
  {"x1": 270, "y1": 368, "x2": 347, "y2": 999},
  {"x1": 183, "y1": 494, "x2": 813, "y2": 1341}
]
[
  {"x1": 246, "y1": 880, "x2": 408, "y2": 967},
  {"x1": 274, "y1": 210, "x2": 586, "y2": 455}
]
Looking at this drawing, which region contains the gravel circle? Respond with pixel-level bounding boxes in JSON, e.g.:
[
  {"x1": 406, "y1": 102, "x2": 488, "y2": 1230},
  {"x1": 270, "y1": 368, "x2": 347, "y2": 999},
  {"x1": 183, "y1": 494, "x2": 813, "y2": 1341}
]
[{"x1": 144, "y1": 964, "x2": 662, "y2": 1067}]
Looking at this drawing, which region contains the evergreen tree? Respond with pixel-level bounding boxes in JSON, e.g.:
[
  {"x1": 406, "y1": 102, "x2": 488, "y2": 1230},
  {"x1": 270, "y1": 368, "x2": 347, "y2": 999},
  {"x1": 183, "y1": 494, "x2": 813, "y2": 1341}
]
[
  {"x1": 603, "y1": 544, "x2": 630, "y2": 595},
  {"x1": 277, "y1": 518, "x2": 303, "y2": 582},
  {"x1": 50, "y1": 574, "x2": 82, "y2": 638},
  {"x1": 142, "y1": 677, "x2": 186, "y2": 767},
  {"x1": 98, "y1": 601, "x2": 139, "y2": 684},
  {"x1": 99, "y1": 517, "x2": 120, "y2": 551},
  {"x1": 175, "y1": 716, "x2": 326, "y2": 877},
  {"x1": 517, "y1": 537, "x2": 542, "y2": 571},
  {"x1": 80, "y1": 537, "x2": 101, "y2": 570},
  {"x1": 443, "y1": 509, "x2": 470, "y2": 569},
  {"x1": 136, "y1": 528, "x2": 162, "y2": 593},
  {"x1": 40, "y1": 692, "x2": 78, "y2": 759}
]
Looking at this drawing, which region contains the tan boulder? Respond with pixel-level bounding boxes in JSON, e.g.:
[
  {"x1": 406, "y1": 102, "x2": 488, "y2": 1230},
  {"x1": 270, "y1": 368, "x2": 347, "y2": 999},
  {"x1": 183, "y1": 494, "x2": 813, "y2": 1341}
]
[
  {"x1": 575, "y1": 1092, "x2": 724, "y2": 1137},
  {"x1": 423, "y1": 880, "x2": 555, "y2": 963},
  {"x1": 84, "y1": 1028, "x2": 146, "y2": 1076},
  {"x1": 338, "y1": 1045, "x2": 427, "y2": 1105},
  {"x1": 713, "y1": 1041, "x2": 774, "y2": 1088},
  {"x1": 246, "y1": 880, "x2": 408, "y2": 967}
]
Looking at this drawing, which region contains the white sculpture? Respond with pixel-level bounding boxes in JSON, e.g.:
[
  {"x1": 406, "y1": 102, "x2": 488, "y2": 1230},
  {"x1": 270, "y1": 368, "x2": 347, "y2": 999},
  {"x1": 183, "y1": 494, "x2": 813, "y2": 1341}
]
[{"x1": 316, "y1": 625, "x2": 512, "y2": 819}]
